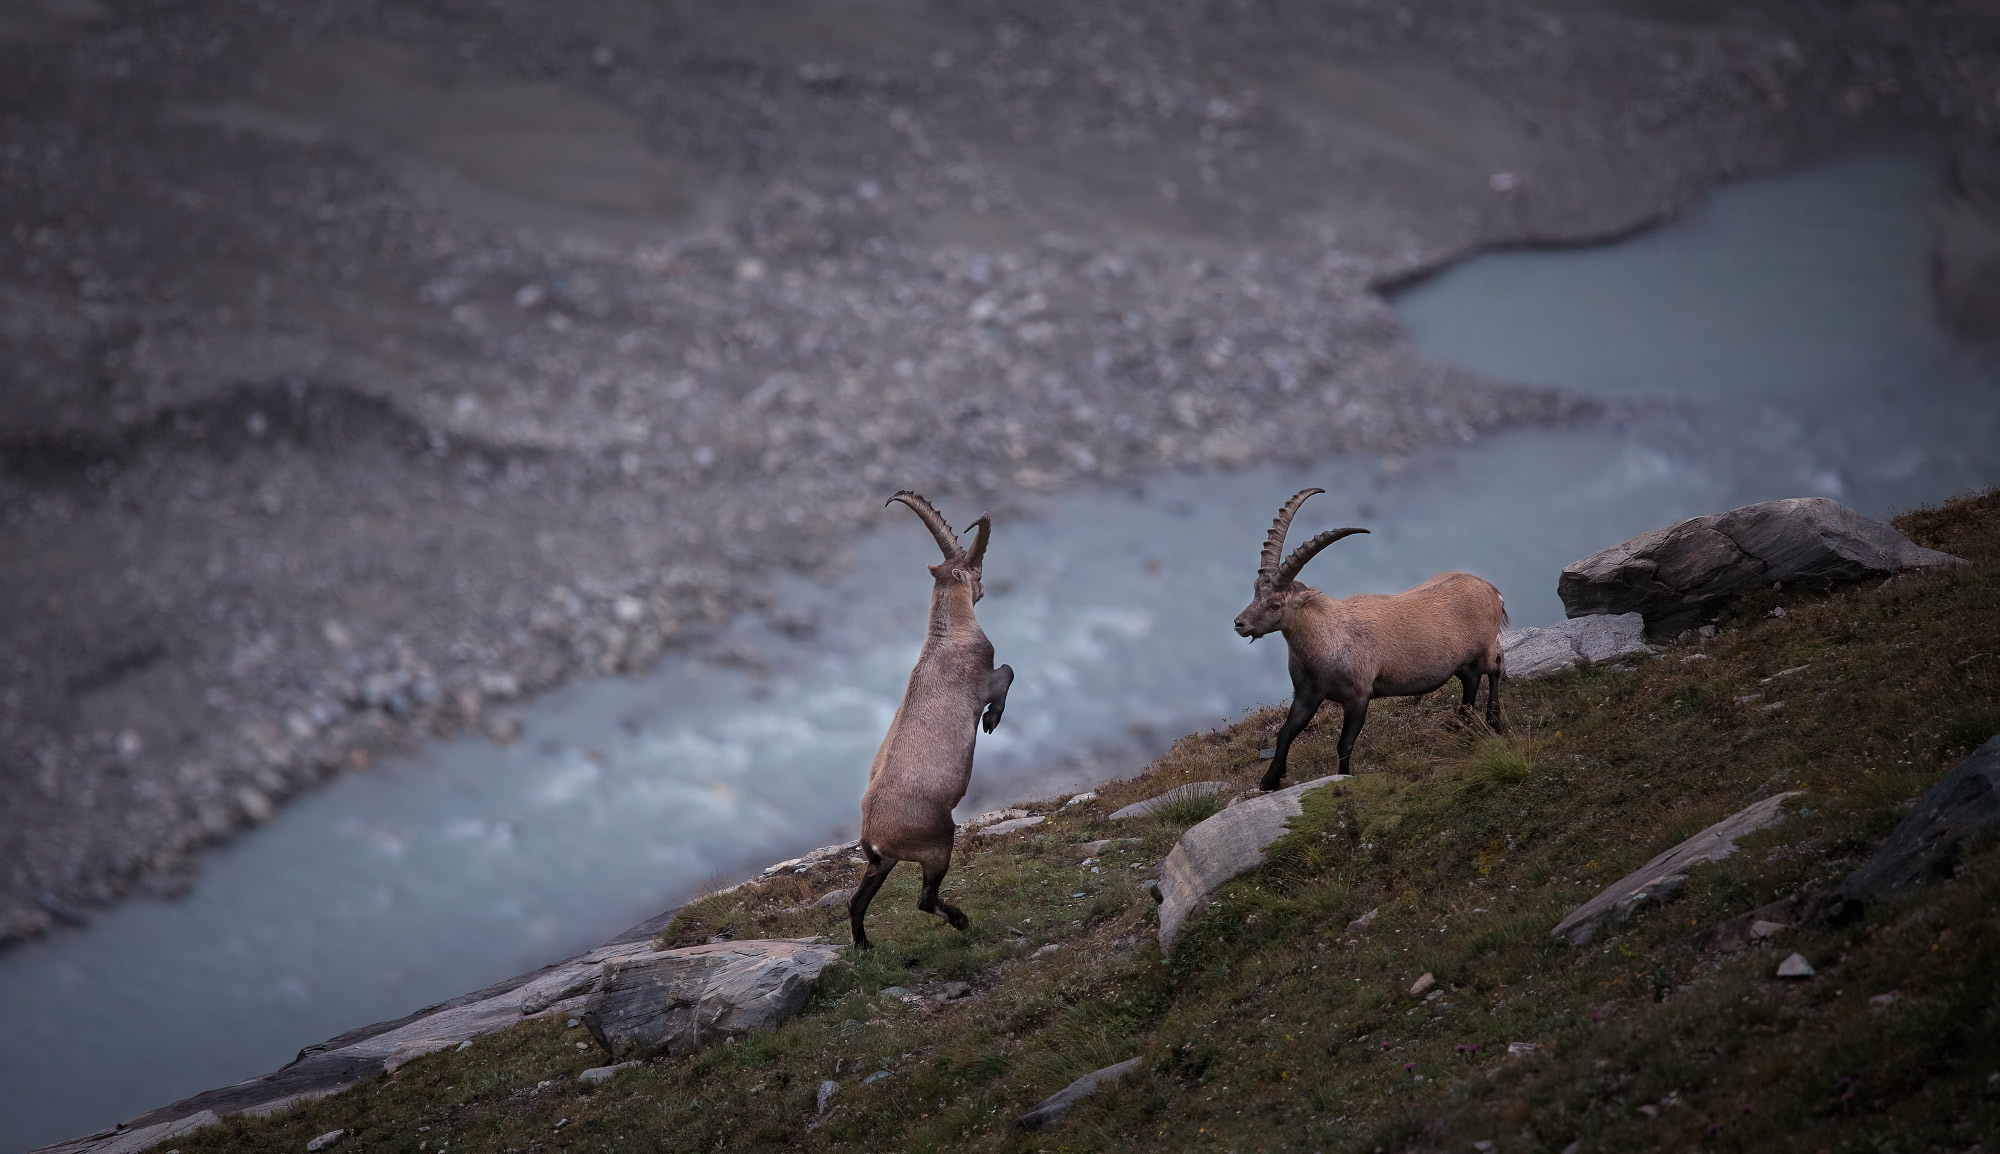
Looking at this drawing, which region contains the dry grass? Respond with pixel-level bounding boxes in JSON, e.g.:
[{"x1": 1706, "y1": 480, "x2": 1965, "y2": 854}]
[{"x1": 166, "y1": 490, "x2": 2000, "y2": 1154}]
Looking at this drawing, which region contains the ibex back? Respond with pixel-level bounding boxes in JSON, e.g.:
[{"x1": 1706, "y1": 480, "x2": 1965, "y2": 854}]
[
  {"x1": 850, "y1": 491, "x2": 1014, "y2": 949},
  {"x1": 1234, "y1": 488, "x2": 1507, "y2": 790}
]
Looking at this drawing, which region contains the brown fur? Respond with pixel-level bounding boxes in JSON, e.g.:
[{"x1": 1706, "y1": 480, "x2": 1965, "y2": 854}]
[
  {"x1": 1235, "y1": 489, "x2": 1506, "y2": 788},
  {"x1": 850, "y1": 492, "x2": 1013, "y2": 948}
]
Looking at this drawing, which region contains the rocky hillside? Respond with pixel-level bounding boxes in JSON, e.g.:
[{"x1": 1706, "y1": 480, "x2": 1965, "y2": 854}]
[{"x1": 126, "y1": 490, "x2": 1999, "y2": 1153}]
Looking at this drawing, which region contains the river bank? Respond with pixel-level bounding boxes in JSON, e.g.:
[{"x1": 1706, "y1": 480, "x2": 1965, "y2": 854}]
[{"x1": 4, "y1": 0, "x2": 1997, "y2": 948}]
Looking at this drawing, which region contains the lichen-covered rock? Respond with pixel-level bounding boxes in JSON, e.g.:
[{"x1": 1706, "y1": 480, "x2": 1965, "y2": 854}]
[
  {"x1": 1828, "y1": 734, "x2": 2000, "y2": 919},
  {"x1": 1017, "y1": 1058, "x2": 1141, "y2": 1129},
  {"x1": 1551, "y1": 792, "x2": 1800, "y2": 945},
  {"x1": 1558, "y1": 498, "x2": 1962, "y2": 634},
  {"x1": 1156, "y1": 776, "x2": 1346, "y2": 948},
  {"x1": 1107, "y1": 782, "x2": 1233, "y2": 822},
  {"x1": 581, "y1": 939, "x2": 839, "y2": 1060},
  {"x1": 1499, "y1": 613, "x2": 1649, "y2": 680}
]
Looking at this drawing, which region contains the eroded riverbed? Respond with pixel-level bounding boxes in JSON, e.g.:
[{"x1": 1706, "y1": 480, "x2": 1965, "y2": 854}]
[{"x1": 6, "y1": 152, "x2": 1998, "y2": 1153}]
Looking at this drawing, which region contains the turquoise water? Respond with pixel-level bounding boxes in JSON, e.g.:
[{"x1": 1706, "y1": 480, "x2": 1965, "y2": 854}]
[{"x1": 4, "y1": 152, "x2": 1997, "y2": 1152}]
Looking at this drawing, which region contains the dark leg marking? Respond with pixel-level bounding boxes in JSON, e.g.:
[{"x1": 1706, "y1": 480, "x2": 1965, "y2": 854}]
[
  {"x1": 916, "y1": 859, "x2": 968, "y2": 932},
  {"x1": 1335, "y1": 697, "x2": 1371, "y2": 776},
  {"x1": 848, "y1": 850, "x2": 896, "y2": 949},
  {"x1": 1262, "y1": 688, "x2": 1324, "y2": 791},
  {"x1": 982, "y1": 664, "x2": 1015, "y2": 734}
]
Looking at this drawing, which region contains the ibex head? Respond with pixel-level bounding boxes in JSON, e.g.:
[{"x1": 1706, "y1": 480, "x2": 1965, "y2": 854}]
[
  {"x1": 1234, "y1": 488, "x2": 1368, "y2": 640},
  {"x1": 886, "y1": 490, "x2": 991, "y2": 602}
]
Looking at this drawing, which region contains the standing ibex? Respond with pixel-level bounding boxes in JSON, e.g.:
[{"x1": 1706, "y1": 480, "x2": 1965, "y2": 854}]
[
  {"x1": 1235, "y1": 488, "x2": 1506, "y2": 791},
  {"x1": 850, "y1": 491, "x2": 1014, "y2": 949}
]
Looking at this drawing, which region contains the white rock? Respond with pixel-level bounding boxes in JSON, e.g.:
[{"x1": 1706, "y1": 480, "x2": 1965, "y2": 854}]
[
  {"x1": 578, "y1": 1061, "x2": 641, "y2": 1084},
  {"x1": 306, "y1": 1130, "x2": 347, "y2": 1152},
  {"x1": 1409, "y1": 972, "x2": 1436, "y2": 997},
  {"x1": 1017, "y1": 1058, "x2": 1141, "y2": 1129},
  {"x1": 1156, "y1": 775, "x2": 1346, "y2": 948},
  {"x1": 977, "y1": 815, "x2": 1046, "y2": 837},
  {"x1": 1107, "y1": 781, "x2": 1234, "y2": 821},
  {"x1": 1775, "y1": 953, "x2": 1815, "y2": 978},
  {"x1": 1551, "y1": 792, "x2": 1802, "y2": 945},
  {"x1": 817, "y1": 1079, "x2": 838, "y2": 1113}
]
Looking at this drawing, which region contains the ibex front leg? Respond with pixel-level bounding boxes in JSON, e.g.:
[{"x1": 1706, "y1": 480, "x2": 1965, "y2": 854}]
[{"x1": 981, "y1": 664, "x2": 1015, "y2": 733}]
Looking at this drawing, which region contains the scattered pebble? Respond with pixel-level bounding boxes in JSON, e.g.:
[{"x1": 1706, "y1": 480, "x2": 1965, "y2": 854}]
[
  {"x1": 1409, "y1": 972, "x2": 1436, "y2": 997},
  {"x1": 305, "y1": 1130, "x2": 347, "y2": 1152},
  {"x1": 1776, "y1": 952, "x2": 1815, "y2": 978}
]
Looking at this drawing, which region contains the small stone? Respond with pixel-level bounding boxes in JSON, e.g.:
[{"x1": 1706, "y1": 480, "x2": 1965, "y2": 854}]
[
  {"x1": 1017, "y1": 1058, "x2": 1141, "y2": 1129},
  {"x1": 1507, "y1": 1041, "x2": 1538, "y2": 1058},
  {"x1": 1064, "y1": 792, "x2": 1097, "y2": 806},
  {"x1": 578, "y1": 1061, "x2": 640, "y2": 1085},
  {"x1": 880, "y1": 985, "x2": 914, "y2": 1001},
  {"x1": 306, "y1": 1130, "x2": 347, "y2": 1152},
  {"x1": 1637, "y1": 1103, "x2": 1660, "y2": 1118},
  {"x1": 1775, "y1": 953, "x2": 1815, "y2": 978},
  {"x1": 1409, "y1": 972, "x2": 1436, "y2": 997},
  {"x1": 1258, "y1": 748, "x2": 1276, "y2": 759},
  {"x1": 1474, "y1": 1141, "x2": 1496, "y2": 1153},
  {"x1": 1768, "y1": 606, "x2": 1788, "y2": 618},
  {"x1": 1345, "y1": 907, "x2": 1378, "y2": 935},
  {"x1": 1032, "y1": 943, "x2": 1062, "y2": 959},
  {"x1": 567, "y1": 1018, "x2": 581, "y2": 1028},
  {"x1": 1869, "y1": 992, "x2": 1898, "y2": 1011},
  {"x1": 814, "y1": 887, "x2": 855, "y2": 909},
  {"x1": 941, "y1": 981, "x2": 972, "y2": 1000},
  {"x1": 862, "y1": 1070, "x2": 892, "y2": 1085},
  {"x1": 456, "y1": 1040, "x2": 472, "y2": 1051},
  {"x1": 817, "y1": 1079, "x2": 838, "y2": 1113},
  {"x1": 519, "y1": 993, "x2": 550, "y2": 1015},
  {"x1": 1748, "y1": 919, "x2": 1789, "y2": 939}
]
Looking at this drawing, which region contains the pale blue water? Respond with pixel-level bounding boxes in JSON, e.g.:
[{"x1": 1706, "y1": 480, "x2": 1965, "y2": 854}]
[{"x1": 4, "y1": 151, "x2": 1996, "y2": 1152}]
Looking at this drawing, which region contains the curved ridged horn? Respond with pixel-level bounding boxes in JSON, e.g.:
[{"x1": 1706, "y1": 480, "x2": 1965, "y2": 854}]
[
  {"x1": 964, "y1": 514, "x2": 992, "y2": 570},
  {"x1": 886, "y1": 490, "x2": 960, "y2": 559},
  {"x1": 1276, "y1": 527, "x2": 1370, "y2": 586},
  {"x1": 1258, "y1": 488, "x2": 1326, "y2": 580}
]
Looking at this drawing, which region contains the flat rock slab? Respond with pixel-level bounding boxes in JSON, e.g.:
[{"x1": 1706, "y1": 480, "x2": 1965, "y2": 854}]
[
  {"x1": 1108, "y1": 781, "x2": 1233, "y2": 822},
  {"x1": 1500, "y1": 613, "x2": 1649, "y2": 680},
  {"x1": 1831, "y1": 734, "x2": 2000, "y2": 916},
  {"x1": 1017, "y1": 1058, "x2": 1141, "y2": 1129},
  {"x1": 977, "y1": 815, "x2": 1047, "y2": 837},
  {"x1": 582, "y1": 939, "x2": 839, "y2": 1060},
  {"x1": 1551, "y1": 791, "x2": 1801, "y2": 946},
  {"x1": 1157, "y1": 776, "x2": 1347, "y2": 948},
  {"x1": 1559, "y1": 497, "x2": 1963, "y2": 635}
]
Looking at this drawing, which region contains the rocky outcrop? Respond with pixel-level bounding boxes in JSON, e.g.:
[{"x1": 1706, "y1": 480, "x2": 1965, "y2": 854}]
[
  {"x1": 1499, "y1": 612, "x2": 1650, "y2": 680},
  {"x1": 1558, "y1": 498, "x2": 1962, "y2": 635},
  {"x1": 581, "y1": 939, "x2": 840, "y2": 1060},
  {"x1": 1018, "y1": 1058, "x2": 1141, "y2": 1129},
  {"x1": 1156, "y1": 776, "x2": 1346, "y2": 948},
  {"x1": 1551, "y1": 792, "x2": 1800, "y2": 945},
  {"x1": 1826, "y1": 734, "x2": 2000, "y2": 920}
]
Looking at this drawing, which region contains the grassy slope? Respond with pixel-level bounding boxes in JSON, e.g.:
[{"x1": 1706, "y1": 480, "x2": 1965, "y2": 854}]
[{"x1": 170, "y1": 492, "x2": 2000, "y2": 1154}]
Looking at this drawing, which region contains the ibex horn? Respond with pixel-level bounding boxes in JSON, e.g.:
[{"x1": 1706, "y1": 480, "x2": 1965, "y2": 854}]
[
  {"x1": 964, "y1": 514, "x2": 992, "y2": 569},
  {"x1": 886, "y1": 490, "x2": 961, "y2": 560},
  {"x1": 1258, "y1": 488, "x2": 1326, "y2": 581},
  {"x1": 1276, "y1": 527, "x2": 1370, "y2": 586}
]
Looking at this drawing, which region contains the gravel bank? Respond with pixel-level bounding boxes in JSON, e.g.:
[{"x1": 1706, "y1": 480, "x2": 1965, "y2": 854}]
[{"x1": 2, "y1": 0, "x2": 1995, "y2": 945}]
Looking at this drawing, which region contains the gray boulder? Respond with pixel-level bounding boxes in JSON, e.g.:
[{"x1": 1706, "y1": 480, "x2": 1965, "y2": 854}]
[
  {"x1": 1017, "y1": 1058, "x2": 1141, "y2": 1129},
  {"x1": 1551, "y1": 791, "x2": 1800, "y2": 945},
  {"x1": 1156, "y1": 776, "x2": 1346, "y2": 948},
  {"x1": 1828, "y1": 734, "x2": 2000, "y2": 919},
  {"x1": 1558, "y1": 498, "x2": 1962, "y2": 635},
  {"x1": 1107, "y1": 782, "x2": 1233, "y2": 822},
  {"x1": 1499, "y1": 613, "x2": 1649, "y2": 680},
  {"x1": 582, "y1": 939, "x2": 839, "y2": 1060}
]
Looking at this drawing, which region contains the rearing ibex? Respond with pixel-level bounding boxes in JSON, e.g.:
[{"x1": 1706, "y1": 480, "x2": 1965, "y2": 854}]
[
  {"x1": 850, "y1": 491, "x2": 1014, "y2": 949},
  {"x1": 1235, "y1": 488, "x2": 1507, "y2": 791}
]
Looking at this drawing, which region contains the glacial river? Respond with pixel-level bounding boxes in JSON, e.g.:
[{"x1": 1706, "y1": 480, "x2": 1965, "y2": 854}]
[{"x1": 4, "y1": 151, "x2": 1997, "y2": 1152}]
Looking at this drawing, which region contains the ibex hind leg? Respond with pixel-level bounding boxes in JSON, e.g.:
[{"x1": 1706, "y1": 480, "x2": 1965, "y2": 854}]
[
  {"x1": 1454, "y1": 668, "x2": 1479, "y2": 724},
  {"x1": 848, "y1": 849, "x2": 896, "y2": 949},
  {"x1": 1485, "y1": 668, "x2": 1504, "y2": 733},
  {"x1": 916, "y1": 858, "x2": 968, "y2": 932}
]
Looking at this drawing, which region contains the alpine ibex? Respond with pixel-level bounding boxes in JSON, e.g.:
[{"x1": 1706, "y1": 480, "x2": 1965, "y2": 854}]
[
  {"x1": 1234, "y1": 488, "x2": 1506, "y2": 790},
  {"x1": 850, "y1": 491, "x2": 1014, "y2": 949}
]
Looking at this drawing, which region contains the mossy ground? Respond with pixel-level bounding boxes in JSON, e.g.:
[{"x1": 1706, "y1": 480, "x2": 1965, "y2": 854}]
[{"x1": 167, "y1": 492, "x2": 2000, "y2": 1154}]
